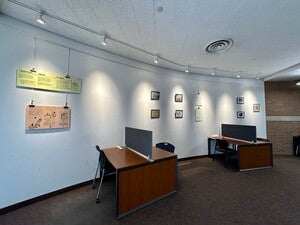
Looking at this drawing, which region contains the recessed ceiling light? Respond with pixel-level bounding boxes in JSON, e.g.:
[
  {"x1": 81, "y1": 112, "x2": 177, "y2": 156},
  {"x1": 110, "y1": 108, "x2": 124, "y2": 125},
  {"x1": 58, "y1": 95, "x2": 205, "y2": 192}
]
[{"x1": 205, "y1": 39, "x2": 233, "y2": 53}]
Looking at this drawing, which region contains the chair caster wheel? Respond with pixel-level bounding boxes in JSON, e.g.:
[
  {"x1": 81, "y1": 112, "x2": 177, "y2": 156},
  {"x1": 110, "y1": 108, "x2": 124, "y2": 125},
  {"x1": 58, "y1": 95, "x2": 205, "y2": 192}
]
[{"x1": 96, "y1": 199, "x2": 100, "y2": 203}]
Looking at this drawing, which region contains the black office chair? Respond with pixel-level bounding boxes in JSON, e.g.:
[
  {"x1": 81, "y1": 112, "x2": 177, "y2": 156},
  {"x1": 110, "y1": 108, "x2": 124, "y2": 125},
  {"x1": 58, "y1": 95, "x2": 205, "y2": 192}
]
[
  {"x1": 213, "y1": 139, "x2": 236, "y2": 168},
  {"x1": 155, "y1": 142, "x2": 175, "y2": 153},
  {"x1": 92, "y1": 145, "x2": 116, "y2": 203}
]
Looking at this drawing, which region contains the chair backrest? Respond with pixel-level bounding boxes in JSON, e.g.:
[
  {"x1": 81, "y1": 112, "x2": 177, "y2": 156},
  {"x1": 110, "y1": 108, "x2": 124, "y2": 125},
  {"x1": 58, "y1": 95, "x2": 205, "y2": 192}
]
[
  {"x1": 95, "y1": 145, "x2": 116, "y2": 174},
  {"x1": 95, "y1": 145, "x2": 107, "y2": 170},
  {"x1": 156, "y1": 142, "x2": 175, "y2": 153}
]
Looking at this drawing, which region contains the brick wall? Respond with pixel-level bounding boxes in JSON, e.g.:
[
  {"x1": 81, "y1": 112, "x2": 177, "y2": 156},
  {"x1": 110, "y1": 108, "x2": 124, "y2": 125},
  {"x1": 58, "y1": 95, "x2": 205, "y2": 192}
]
[
  {"x1": 265, "y1": 81, "x2": 300, "y2": 154},
  {"x1": 266, "y1": 121, "x2": 300, "y2": 154}
]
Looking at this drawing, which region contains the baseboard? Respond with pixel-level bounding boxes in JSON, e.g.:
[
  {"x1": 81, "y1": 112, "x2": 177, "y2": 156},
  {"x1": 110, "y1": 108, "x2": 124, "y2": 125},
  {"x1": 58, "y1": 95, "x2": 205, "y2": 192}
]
[{"x1": 0, "y1": 179, "x2": 96, "y2": 215}]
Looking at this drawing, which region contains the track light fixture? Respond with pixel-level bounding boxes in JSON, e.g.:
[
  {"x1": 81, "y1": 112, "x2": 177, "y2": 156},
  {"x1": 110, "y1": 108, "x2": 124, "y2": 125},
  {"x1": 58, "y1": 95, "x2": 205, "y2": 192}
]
[
  {"x1": 154, "y1": 55, "x2": 158, "y2": 64},
  {"x1": 9, "y1": 1, "x2": 264, "y2": 79},
  {"x1": 211, "y1": 68, "x2": 215, "y2": 76},
  {"x1": 101, "y1": 35, "x2": 107, "y2": 46},
  {"x1": 237, "y1": 72, "x2": 241, "y2": 78},
  {"x1": 36, "y1": 11, "x2": 45, "y2": 25},
  {"x1": 185, "y1": 65, "x2": 189, "y2": 73}
]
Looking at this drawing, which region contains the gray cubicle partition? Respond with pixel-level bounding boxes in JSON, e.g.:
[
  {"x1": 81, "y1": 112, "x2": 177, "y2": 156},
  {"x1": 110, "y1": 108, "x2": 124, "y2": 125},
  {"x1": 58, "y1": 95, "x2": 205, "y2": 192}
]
[
  {"x1": 125, "y1": 127, "x2": 152, "y2": 160},
  {"x1": 221, "y1": 124, "x2": 257, "y2": 142}
]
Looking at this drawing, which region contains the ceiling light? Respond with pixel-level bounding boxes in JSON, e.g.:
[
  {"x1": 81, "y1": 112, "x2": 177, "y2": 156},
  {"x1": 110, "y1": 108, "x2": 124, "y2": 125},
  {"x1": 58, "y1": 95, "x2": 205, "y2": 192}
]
[
  {"x1": 211, "y1": 68, "x2": 215, "y2": 76},
  {"x1": 36, "y1": 11, "x2": 45, "y2": 25},
  {"x1": 237, "y1": 72, "x2": 240, "y2": 78},
  {"x1": 154, "y1": 55, "x2": 158, "y2": 64},
  {"x1": 296, "y1": 81, "x2": 300, "y2": 86},
  {"x1": 101, "y1": 35, "x2": 107, "y2": 46},
  {"x1": 185, "y1": 65, "x2": 189, "y2": 73}
]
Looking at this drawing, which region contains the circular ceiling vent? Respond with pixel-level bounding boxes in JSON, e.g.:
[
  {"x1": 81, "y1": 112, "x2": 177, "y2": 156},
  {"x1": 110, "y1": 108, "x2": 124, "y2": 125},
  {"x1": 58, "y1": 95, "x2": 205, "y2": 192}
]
[{"x1": 205, "y1": 39, "x2": 233, "y2": 53}]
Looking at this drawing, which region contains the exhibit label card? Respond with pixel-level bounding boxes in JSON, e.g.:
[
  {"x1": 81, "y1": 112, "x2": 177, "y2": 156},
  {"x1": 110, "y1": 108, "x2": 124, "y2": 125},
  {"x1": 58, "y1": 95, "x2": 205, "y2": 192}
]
[{"x1": 16, "y1": 68, "x2": 82, "y2": 93}]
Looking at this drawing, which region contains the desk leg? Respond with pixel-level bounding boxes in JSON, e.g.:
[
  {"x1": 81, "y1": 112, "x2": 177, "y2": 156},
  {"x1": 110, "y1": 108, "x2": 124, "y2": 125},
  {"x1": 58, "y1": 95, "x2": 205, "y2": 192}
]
[
  {"x1": 208, "y1": 138, "x2": 211, "y2": 156},
  {"x1": 115, "y1": 171, "x2": 119, "y2": 218},
  {"x1": 237, "y1": 149, "x2": 240, "y2": 171}
]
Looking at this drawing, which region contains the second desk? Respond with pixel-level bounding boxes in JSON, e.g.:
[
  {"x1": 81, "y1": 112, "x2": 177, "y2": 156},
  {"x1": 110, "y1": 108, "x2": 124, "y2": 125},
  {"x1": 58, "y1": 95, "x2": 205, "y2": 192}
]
[{"x1": 208, "y1": 136, "x2": 273, "y2": 171}]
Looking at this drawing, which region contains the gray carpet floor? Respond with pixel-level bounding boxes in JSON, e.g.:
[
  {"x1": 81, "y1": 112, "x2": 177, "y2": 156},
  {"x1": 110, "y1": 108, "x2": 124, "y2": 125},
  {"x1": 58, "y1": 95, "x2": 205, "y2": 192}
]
[{"x1": 1, "y1": 155, "x2": 300, "y2": 225}]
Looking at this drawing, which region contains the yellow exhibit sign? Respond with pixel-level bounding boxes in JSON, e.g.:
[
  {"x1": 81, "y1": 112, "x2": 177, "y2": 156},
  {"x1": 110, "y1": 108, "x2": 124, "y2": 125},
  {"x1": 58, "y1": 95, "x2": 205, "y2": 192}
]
[{"x1": 16, "y1": 68, "x2": 82, "y2": 93}]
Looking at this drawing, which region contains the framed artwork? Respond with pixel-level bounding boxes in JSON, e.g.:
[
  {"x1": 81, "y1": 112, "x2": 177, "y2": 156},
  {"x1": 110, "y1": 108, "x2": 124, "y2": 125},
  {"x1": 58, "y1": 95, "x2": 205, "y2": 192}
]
[
  {"x1": 236, "y1": 97, "x2": 244, "y2": 104},
  {"x1": 26, "y1": 105, "x2": 70, "y2": 130},
  {"x1": 151, "y1": 109, "x2": 160, "y2": 119},
  {"x1": 151, "y1": 91, "x2": 160, "y2": 100},
  {"x1": 253, "y1": 103, "x2": 260, "y2": 112},
  {"x1": 175, "y1": 110, "x2": 183, "y2": 119},
  {"x1": 175, "y1": 94, "x2": 183, "y2": 102},
  {"x1": 237, "y1": 111, "x2": 245, "y2": 119}
]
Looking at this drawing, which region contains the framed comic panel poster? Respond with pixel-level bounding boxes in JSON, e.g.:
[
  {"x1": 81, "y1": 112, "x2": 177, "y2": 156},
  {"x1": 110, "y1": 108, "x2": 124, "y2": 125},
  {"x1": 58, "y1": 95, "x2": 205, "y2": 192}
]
[{"x1": 26, "y1": 105, "x2": 70, "y2": 130}]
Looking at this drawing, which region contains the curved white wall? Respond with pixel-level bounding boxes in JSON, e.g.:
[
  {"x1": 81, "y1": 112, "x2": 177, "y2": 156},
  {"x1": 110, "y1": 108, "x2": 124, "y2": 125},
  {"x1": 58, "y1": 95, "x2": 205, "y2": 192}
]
[{"x1": 0, "y1": 15, "x2": 266, "y2": 208}]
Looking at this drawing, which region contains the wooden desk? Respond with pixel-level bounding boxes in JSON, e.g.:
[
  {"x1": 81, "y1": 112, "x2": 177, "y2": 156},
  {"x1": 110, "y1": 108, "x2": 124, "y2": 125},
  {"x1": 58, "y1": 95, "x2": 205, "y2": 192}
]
[
  {"x1": 103, "y1": 147, "x2": 177, "y2": 218},
  {"x1": 208, "y1": 136, "x2": 273, "y2": 171}
]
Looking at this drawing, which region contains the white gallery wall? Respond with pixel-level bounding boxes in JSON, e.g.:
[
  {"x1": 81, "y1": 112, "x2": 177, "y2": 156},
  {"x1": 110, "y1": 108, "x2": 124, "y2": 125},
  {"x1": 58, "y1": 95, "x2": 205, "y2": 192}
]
[{"x1": 0, "y1": 15, "x2": 266, "y2": 209}]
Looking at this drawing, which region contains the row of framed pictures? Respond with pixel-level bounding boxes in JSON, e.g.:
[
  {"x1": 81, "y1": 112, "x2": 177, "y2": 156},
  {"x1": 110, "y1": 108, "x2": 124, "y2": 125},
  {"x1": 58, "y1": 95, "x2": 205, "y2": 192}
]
[
  {"x1": 151, "y1": 91, "x2": 183, "y2": 102},
  {"x1": 237, "y1": 103, "x2": 260, "y2": 119},
  {"x1": 237, "y1": 97, "x2": 260, "y2": 112},
  {"x1": 151, "y1": 109, "x2": 183, "y2": 119}
]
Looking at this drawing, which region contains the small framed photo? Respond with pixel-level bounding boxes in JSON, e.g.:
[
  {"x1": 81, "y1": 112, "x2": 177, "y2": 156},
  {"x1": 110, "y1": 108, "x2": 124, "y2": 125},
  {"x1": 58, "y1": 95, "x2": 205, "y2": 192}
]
[
  {"x1": 236, "y1": 97, "x2": 244, "y2": 104},
  {"x1": 237, "y1": 111, "x2": 245, "y2": 119},
  {"x1": 175, "y1": 110, "x2": 183, "y2": 119},
  {"x1": 253, "y1": 103, "x2": 260, "y2": 112},
  {"x1": 175, "y1": 94, "x2": 183, "y2": 102},
  {"x1": 151, "y1": 91, "x2": 160, "y2": 100},
  {"x1": 151, "y1": 109, "x2": 160, "y2": 119}
]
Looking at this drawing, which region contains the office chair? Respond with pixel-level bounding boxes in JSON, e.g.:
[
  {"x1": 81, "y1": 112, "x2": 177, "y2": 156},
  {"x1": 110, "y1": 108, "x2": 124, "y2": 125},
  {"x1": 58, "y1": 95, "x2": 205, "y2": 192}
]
[
  {"x1": 92, "y1": 145, "x2": 116, "y2": 203},
  {"x1": 213, "y1": 139, "x2": 236, "y2": 168},
  {"x1": 155, "y1": 142, "x2": 175, "y2": 153}
]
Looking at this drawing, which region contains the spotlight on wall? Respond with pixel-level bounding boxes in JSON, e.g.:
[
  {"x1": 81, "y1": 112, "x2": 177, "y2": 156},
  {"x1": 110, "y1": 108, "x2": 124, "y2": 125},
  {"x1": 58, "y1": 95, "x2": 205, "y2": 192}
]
[
  {"x1": 36, "y1": 11, "x2": 45, "y2": 25},
  {"x1": 185, "y1": 65, "x2": 189, "y2": 73},
  {"x1": 154, "y1": 55, "x2": 158, "y2": 64},
  {"x1": 101, "y1": 35, "x2": 107, "y2": 46}
]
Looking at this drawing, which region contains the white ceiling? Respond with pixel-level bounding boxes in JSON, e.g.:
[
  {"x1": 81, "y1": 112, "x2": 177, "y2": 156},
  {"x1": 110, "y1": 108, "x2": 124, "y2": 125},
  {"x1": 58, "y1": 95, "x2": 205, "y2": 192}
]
[{"x1": 1, "y1": 0, "x2": 300, "y2": 81}]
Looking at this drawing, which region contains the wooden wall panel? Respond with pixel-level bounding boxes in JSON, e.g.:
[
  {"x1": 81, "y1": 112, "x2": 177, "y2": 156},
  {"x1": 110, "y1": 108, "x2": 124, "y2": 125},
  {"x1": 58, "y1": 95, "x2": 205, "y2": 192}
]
[
  {"x1": 239, "y1": 144, "x2": 272, "y2": 170},
  {"x1": 118, "y1": 158, "x2": 176, "y2": 214}
]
